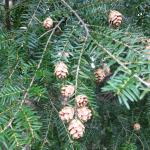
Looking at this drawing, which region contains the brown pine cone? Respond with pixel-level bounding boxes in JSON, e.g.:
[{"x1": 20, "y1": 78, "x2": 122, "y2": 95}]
[
  {"x1": 59, "y1": 106, "x2": 74, "y2": 122},
  {"x1": 77, "y1": 107, "x2": 92, "y2": 122},
  {"x1": 54, "y1": 62, "x2": 68, "y2": 79},
  {"x1": 94, "y1": 68, "x2": 106, "y2": 83},
  {"x1": 43, "y1": 17, "x2": 53, "y2": 29},
  {"x1": 68, "y1": 119, "x2": 85, "y2": 139},
  {"x1": 109, "y1": 10, "x2": 123, "y2": 28},
  {"x1": 133, "y1": 123, "x2": 141, "y2": 131},
  {"x1": 61, "y1": 85, "x2": 75, "y2": 98},
  {"x1": 75, "y1": 95, "x2": 88, "y2": 107}
]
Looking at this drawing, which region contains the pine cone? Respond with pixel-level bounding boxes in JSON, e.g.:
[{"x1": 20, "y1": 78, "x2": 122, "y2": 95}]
[
  {"x1": 68, "y1": 119, "x2": 85, "y2": 139},
  {"x1": 109, "y1": 10, "x2": 123, "y2": 28},
  {"x1": 43, "y1": 17, "x2": 53, "y2": 29},
  {"x1": 61, "y1": 85, "x2": 75, "y2": 98},
  {"x1": 54, "y1": 62, "x2": 68, "y2": 79},
  {"x1": 77, "y1": 107, "x2": 92, "y2": 122},
  {"x1": 59, "y1": 106, "x2": 74, "y2": 122},
  {"x1": 133, "y1": 123, "x2": 141, "y2": 131},
  {"x1": 75, "y1": 95, "x2": 88, "y2": 107},
  {"x1": 94, "y1": 68, "x2": 106, "y2": 83}
]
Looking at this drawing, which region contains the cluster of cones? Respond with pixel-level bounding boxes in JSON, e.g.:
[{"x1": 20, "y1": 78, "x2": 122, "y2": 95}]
[
  {"x1": 59, "y1": 85, "x2": 92, "y2": 139},
  {"x1": 52, "y1": 60, "x2": 93, "y2": 139},
  {"x1": 42, "y1": 14, "x2": 114, "y2": 140}
]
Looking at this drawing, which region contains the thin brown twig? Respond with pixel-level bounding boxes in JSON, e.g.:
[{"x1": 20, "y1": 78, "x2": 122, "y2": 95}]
[
  {"x1": 38, "y1": 29, "x2": 53, "y2": 39},
  {"x1": 28, "y1": 0, "x2": 42, "y2": 27},
  {"x1": 61, "y1": 0, "x2": 89, "y2": 40},
  {"x1": 8, "y1": 61, "x2": 19, "y2": 79}
]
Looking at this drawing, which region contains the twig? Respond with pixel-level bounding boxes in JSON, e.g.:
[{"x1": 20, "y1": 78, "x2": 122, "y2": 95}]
[
  {"x1": 38, "y1": 29, "x2": 53, "y2": 39},
  {"x1": 74, "y1": 43, "x2": 87, "y2": 114},
  {"x1": 134, "y1": 75, "x2": 150, "y2": 87},
  {"x1": 0, "y1": 18, "x2": 64, "y2": 134},
  {"x1": 40, "y1": 111, "x2": 53, "y2": 149},
  {"x1": 61, "y1": 0, "x2": 89, "y2": 40},
  {"x1": 28, "y1": 0, "x2": 42, "y2": 27},
  {"x1": 75, "y1": 43, "x2": 88, "y2": 116},
  {"x1": 9, "y1": 61, "x2": 19, "y2": 79},
  {"x1": 34, "y1": 16, "x2": 42, "y2": 24}
]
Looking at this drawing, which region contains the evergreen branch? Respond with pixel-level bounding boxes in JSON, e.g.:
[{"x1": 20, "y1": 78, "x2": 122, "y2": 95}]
[
  {"x1": 91, "y1": 36, "x2": 150, "y2": 87},
  {"x1": 8, "y1": 44, "x2": 21, "y2": 79},
  {"x1": 74, "y1": 43, "x2": 86, "y2": 111},
  {"x1": 61, "y1": 0, "x2": 91, "y2": 116},
  {"x1": 91, "y1": 30, "x2": 143, "y2": 56},
  {"x1": 21, "y1": 108, "x2": 34, "y2": 139},
  {"x1": 0, "y1": 19, "x2": 64, "y2": 134},
  {"x1": 40, "y1": 111, "x2": 53, "y2": 150},
  {"x1": 38, "y1": 29, "x2": 53, "y2": 39},
  {"x1": 33, "y1": 16, "x2": 42, "y2": 24},
  {"x1": 0, "y1": 103, "x2": 16, "y2": 117},
  {"x1": 11, "y1": 127, "x2": 20, "y2": 147},
  {"x1": 48, "y1": 93, "x2": 74, "y2": 150},
  {"x1": 118, "y1": 117, "x2": 145, "y2": 150},
  {"x1": 28, "y1": 0, "x2": 42, "y2": 27},
  {"x1": 0, "y1": 86, "x2": 25, "y2": 103},
  {"x1": 0, "y1": 90, "x2": 24, "y2": 99},
  {"x1": 57, "y1": 25, "x2": 77, "y2": 61},
  {"x1": 8, "y1": 60, "x2": 19, "y2": 79},
  {"x1": 61, "y1": 0, "x2": 89, "y2": 40}
]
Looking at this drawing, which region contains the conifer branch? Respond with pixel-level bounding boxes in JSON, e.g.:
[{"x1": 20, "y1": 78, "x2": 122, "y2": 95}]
[
  {"x1": 91, "y1": 30, "x2": 143, "y2": 56},
  {"x1": 9, "y1": 61, "x2": 19, "y2": 79},
  {"x1": 28, "y1": 0, "x2": 42, "y2": 27},
  {"x1": 40, "y1": 111, "x2": 52, "y2": 149},
  {"x1": 0, "y1": 18, "x2": 64, "y2": 134},
  {"x1": 74, "y1": 43, "x2": 87, "y2": 114},
  {"x1": 91, "y1": 36, "x2": 150, "y2": 87},
  {"x1": 118, "y1": 117, "x2": 145, "y2": 150},
  {"x1": 61, "y1": 0, "x2": 89, "y2": 40}
]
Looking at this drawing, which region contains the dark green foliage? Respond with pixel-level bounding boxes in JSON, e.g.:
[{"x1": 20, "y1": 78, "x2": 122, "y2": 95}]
[{"x1": 0, "y1": 0, "x2": 150, "y2": 149}]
